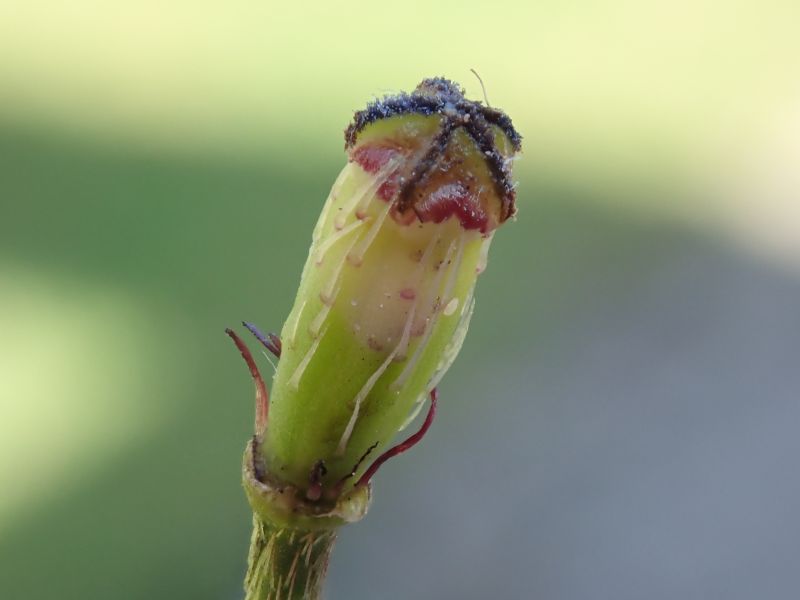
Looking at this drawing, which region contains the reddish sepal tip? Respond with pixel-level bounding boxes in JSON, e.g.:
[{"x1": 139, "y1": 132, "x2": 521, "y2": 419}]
[{"x1": 226, "y1": 327, "x2": 269, "y2": 434}]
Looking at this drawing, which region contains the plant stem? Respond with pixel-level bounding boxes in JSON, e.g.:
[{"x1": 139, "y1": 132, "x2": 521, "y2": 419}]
[
  {"x1": 240, "y1": 439, "x2": 370, "y2": 599},
  {"x1": 244, "y1": 516, "x2": 337, "y2": 600},
  {"x1": 231, "y1": 78, "x2": 521, "y2": 599}
]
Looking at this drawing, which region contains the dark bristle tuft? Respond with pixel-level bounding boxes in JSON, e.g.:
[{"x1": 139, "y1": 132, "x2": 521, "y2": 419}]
[
  {"x1": 344, "y1": 77, "x2": 522, "y2": 226},
  {"x1": 344, "y1": 76, "x2": 521, "y2": 152},
  {"x1": 413, "y1": 77, "x2": 466, "y2": 102}
]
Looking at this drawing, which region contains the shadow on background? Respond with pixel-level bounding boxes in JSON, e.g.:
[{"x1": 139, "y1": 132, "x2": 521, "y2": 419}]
[{"x1": 2, "y1": 126, "x2": 798, "y2": 599}]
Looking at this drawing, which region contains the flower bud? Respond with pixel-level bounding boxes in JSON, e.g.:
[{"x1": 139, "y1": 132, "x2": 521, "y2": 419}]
[{"x1": 260, "y1": 78, "x2": 521, "y2": 493}]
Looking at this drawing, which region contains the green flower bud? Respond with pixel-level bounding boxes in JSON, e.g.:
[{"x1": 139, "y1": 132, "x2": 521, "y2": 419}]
[{"x1": 260, "y1": 78, "x2": 521, "y2": 494}]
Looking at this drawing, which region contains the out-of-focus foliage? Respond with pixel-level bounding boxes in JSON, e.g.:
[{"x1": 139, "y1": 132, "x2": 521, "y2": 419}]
[{"x1": 1, "y1": 1, "x2": 799, "y2": 599}]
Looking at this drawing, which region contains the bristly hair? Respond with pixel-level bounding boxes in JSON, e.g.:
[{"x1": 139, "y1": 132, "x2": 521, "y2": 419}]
[{"x1": 344, "y1": 78, "x2": 522, "y2": 151}]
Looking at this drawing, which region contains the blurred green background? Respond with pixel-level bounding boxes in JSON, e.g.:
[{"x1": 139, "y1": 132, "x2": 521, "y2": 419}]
[{"x1": 2, "y1": 1, "x2": 799, "y2": 599}]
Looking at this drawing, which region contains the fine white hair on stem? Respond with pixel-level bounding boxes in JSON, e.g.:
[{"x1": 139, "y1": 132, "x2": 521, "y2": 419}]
[
  {"x1": 288, "y1": 326, "x2": 327, "y2": 391},
  {"x1": 336, "y1": 301, "x2": 417, "y2": 456},
  {"x1": 286, "y1": 299, "x2": 306, "y2": 350},
  {"x1": 389, "y1": 237, "x2": 459, "y2": 390},
  {"x1": 311, "y1": 233, "x2": 362, "y2": 338},
  {"x1": 335, "y1": 232, "x2": 440, "y2": 455},
  {"x1": 398, "y1": 392, "x2": 427, "y2": 431},
  {"x1": 470, "y1": 68, "x2": 491, "y2": 107},
  {"x1": 347, "y1": 199, "x2": 392, "y2": 266},
  {"x1": 313, "y1": 163, "x2": 353, "y2": 243},
  {"x1": 314, "y1": 218, "x2": 367, "y2": 266},
  {"x1": 336, "y1": 161, "x2": 397, "y2": 229},
  {"x1": 260, "y1": 350, "x2": 277, "y2": 373},
  {"x1": 427, "y1": 295, "x2": 475, "y2": 393}
]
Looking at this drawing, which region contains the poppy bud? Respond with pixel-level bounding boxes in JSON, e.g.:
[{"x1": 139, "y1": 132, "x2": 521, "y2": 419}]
[{"x1": 259, "y1": 77, "x2": 522, "y2": 494}]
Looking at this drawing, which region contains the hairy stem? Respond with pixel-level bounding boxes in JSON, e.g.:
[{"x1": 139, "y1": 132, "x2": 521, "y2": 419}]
[
  {"x1": 240, "y1": 439, "x2": 370, "y2": 599},
  {"x1": 244, "y1": 517, "x2": 337, "y2": 600}
]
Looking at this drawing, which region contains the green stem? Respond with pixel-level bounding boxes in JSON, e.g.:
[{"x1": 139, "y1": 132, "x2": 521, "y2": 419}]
[
  {"x1": 241, "y1": 439, "x2": 371, "y2": 599},
  {"x1": 244, "y1": 516, "x2": 337, "y2": 600}
]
